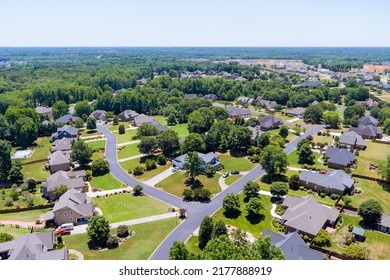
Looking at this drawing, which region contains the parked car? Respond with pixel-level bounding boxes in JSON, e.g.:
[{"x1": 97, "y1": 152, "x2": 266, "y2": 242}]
[
  {"x1": 222, "y1": 172, "x2": 229, "y2": 178},
  {"x1": 153, "y1": 148, "x2": 162, "y2": 153},
  {"x1": 54, "y1": 228, "x2": 71, "y2": 236},
  {"x1": 172, "y1": 166, "x2": 179, "y2": 172},
  {"x1": 230, "y1": 170, "x2": 239, "y2": 175},
  {"x1": 57, "y1": 223, "x2": 74, "y2": 231}
]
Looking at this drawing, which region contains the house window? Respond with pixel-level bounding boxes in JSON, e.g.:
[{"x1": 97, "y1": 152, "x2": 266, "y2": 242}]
[
  {"x1": 56, "y1": 212, "x2": 59, "y2": 216},
  {"x1": 70, "y1": 217, "x2": 73, "y2": 222},
  {"x1": 70, "y1": 211, "x2": 74, "y2": 216},
  {"x1": 64, "y1": 211, "x2": 67, "y2": 216}
]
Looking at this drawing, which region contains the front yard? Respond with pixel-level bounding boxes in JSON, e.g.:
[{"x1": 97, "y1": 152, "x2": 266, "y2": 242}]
[
  {"x1": 287, "y1": 149, "x2": 324, "y2": 169},
  {"x1": 224, "y1": 174, "x2": 243, "y2": 186},
  {"x1": 117, "y1": 143, "x2": 141, "y2": 159},
  {"x1": 86, "y1": 140, "x2": 106, "y2": 150},
  {"x1": 155, "y1": 172, "x2": 221, "y2": 198},
  {"x1": 218, "y1": 154, "x2": 256, "y2": 172},
  {"x1": 90, "y1": 173, "x2": 124, "y2": 191},
  {"x1": 353, "y1": 141, "x2": 390, "y2": 178},
  {"x1": 212, "y1": 193, "x2": 274, "y2": 239},
  {"x1": 113, "y1": 129, "x2": 138, "y2": 144},
  {"x1": 63, "y1": 218, "x2": 177, "y2": 260},
  {"x1": 93, "y1": 193, "x2": 171, "y2": 223},
  {"x1": 119, "y1": 156, "x2": 170, "y2": 181}
]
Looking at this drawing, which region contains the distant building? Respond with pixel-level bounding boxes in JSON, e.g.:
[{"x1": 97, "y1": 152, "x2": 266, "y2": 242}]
[
  {"x1": 226, "y1": 105, "x2": 251, "y2": 119},
  {"x1": 285, "y1": 107, "x2": 306, "y2": 118},
  {"x1": 35, "y1": 106, "x2": 53, "y2": 118},
  {"x1": 55, "y1": 115, "x2": 80, "y2": 125},
  {"x1": 204, "y1": 94, "x2": 218, "y2": 101},
  {"x1": 137, "y1": 78, "x2": 147, "y2": 85},
  {"x1": 339, "y1": 131, "x2": 366, "y2": 149},
  {"x1": 247, "y1": 126, "x2": 265, "y2": 143},
  {"x1": 258, "y1": 115, "x2": 283, "y2": 130},
  {"x1": 184, "y1": 94, "x2": 198, "y2": 99},
  {"x1": 51, "y1": 125, "x2": 78, "y2": 142},
  {"x1": 119, "y1": 110, "x2": 139, "y2": 122},
  {"x1": 257, "y1": 100, "x2": 278, "y2": 110},
  {"x1": 51, "y1": 138, "x2": 74, "y2": 153},
  {"x1": 358, "y1": 116, "x2": 379, "y2": 126},
  {"x1": 0, "y1": 232, "x2": 68, "y2": 260},
  {"x1": 89, "y1": 110, "x2": 106, "y2": 122},
  {"x1": 150, "y1": 121, "x2": 171, "y2": 132},
  {"x1": 349, "y1": 125, "x2": 382, "y2": 139},
  {"x1": 133, "y1": 114, "x2": 155, "y2": 127},
  {"x1": 301, "y1": 78, "x2": 321, "y2": 87},
  {"x1": 377, "y1": 214, "x2": 390, "y2": 234}
]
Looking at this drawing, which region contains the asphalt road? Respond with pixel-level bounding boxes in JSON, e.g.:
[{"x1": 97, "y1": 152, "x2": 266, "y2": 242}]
[{"x1": 97, "y1": 124, "x2": 324, "y2": 260}]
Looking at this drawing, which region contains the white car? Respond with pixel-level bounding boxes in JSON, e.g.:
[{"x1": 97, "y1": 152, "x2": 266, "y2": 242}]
[
  {"x1": 172, "y1": 166, "x2": 179, "y2": 172},
  {"x1": 222, "y1": 172, "x2": 229, "y2": 178}
]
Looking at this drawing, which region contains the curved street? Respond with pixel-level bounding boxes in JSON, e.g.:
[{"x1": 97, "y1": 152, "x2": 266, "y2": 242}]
[{"x1": 97, "y1": 124, "x2": 324, "y2": 260}]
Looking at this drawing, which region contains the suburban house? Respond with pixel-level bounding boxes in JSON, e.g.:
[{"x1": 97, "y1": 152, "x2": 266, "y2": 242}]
[
  {"x1": 226, "y1": 105, "x2": 251, "y2": 119},
  {"x1": 89, "y1": 110, "x2": 106, "y2": 122},
  {"x1": 51, "y1": 138, "x2": 73, "y2": 153},
  {"x1": 51, "y1": 125, "x2": 78, "y2": 142},
  {"x1": 339, "y1": 131, "x2": 366, "y2": 149},
  {"x1": 237, "y1": 96, "x2": 255, "y2": 105},
  {"x1": 137, "y1": 78, "x2": 147, "y2": 85},
  {"x1": 172, "y1": 152, "x2": 220, "y2": 171},
  {"x1": 301, "y1": 78, "x2": 321, "y2": 87},
  {"x1": 262, "y1": 229, "x2": 325, "y2": 260},
  {"x1": 377, "y1": 214, "x2": 390, "y2": 234},
  {"x1": 45, "y1": 188, "x2": 94, "y2": 226},
  {"x1": 184, "y1": 94, "x2": 198, "y2": 99},
  {"x1": 150, "y1": 121, "x2": 170, "y2": 132},
  {"x1": 133, "y1": 114, "x2": 155, "y2": 127},
  {"x1": 358, "y1": 116, "x2": 379, "y2": 127},
  {"x1": 247, "y1": 126, "x2": 265, "y2": 143},
  {"x1": 119, "y1": 110, "x2": 139, "y2": 122},
  {"x1": 356, "y1": 99, "x2": 379, "y2": 110},
  {"x1": 0, "y1": 232, "x2": 68, "y2": 260},
  {"x1": 281, "y1": 195, "x2": 340, "y2": 239},
  {"x1": 42, "y1": 170, "x2": 86, "y2": 200},
  {"x1": 258, "y1": 115, "x2": 283, "y2": 130},
  {"x1": 349, "y1": 125, "x2": 383, "y2": 139},
  {"x1": 325, "y1": 147, "x2": 355, "y2": 169},
  {"x1": 47, "y1": 151, "x2": 71, "y2": 174},
  {"x1": 299, "y1": 170, "x2": 355, "y2": 196},
  {"x1": 285, "y1": 107, "x2": 306, "y2": 118},
  {"x1": 204, "y1": 94, "x2": 218, "y2": 101},
  {"x1": 55, "y1": 114, "x2": 80, "y2": 124},
  {"x1": 257, "y1": 100, "x2": 278, "y2": 110},
  {"x1": 35, "y1": 106, "x2": 53, "y2": 118}
]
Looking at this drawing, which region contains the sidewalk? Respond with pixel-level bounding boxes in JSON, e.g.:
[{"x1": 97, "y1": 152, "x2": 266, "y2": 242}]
[
  {"x1": 71, "y1": 212, "x2": 178, "y2": 234},
  {"x1": 144, "y1": 168, "x2": 175, "y2": 187},
  {"x1": 117, "y1": 140, "x2": 140, "y2": 147},
  {"x1": 118, "y1": 154, "x2": 146, "y2": 163}
]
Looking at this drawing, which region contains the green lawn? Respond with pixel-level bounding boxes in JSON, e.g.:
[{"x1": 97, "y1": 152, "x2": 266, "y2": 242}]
[
  {"x1": 93, "y1": 193, "x2": 170, "y2": 223},
  {"x1": 224, "y1": 174, "x2": 243, "y2": 186},
  {"x1": 80, "y1": 129, "x2": 101, "y2": 137},
  {"x1": 0, "y1": 187, "x2": 48, "y2": 211},
  {"x1": 0, "y1": 225, "x2": 32, "y2": 239},
  {"x1": 109, "y1": 122, "x2": 130, "y2": 132},
  {"x1": 21, "y1": 162, "x2": 49, "y2": 181},
  {"x1": 287, "y1": 150, "x2": 324, "y2": 169},
  {"x1": 153, "y1": 115, "x2": 168, "y2": 126},
  {"x1": 114, "y1": 129, "x2": 138, "y2": 144},
  {"x1": 117, "y1": 143, "x2": 141, "y2": 159},
  {"x1": 212, "y1": 194, "x2": 274, "y2": 239},
  {"x1": 86, "y1": 140, "x2": 106, "y2": 151},
  {"x1": 350, "y1": 178, "x2": 390, "y2": 213},
  {"x1": 312, "y1": 134, "x2": 334, "y2": 146},
  {"x1": 21, "y1": 137, "x2": 51, "y2": 163},
  {"x1": 169, "y1": 123, "x2": 189, "y2": 139},
  {"x1": 63, "y1": 218, "x2": 177, "y2": 260},
  {"x1": 185, "y1": 236, "x2": 202, "y2": 255},
  {"x1": 354, "y1": 141, "x2": 390, "y2": 178},
  {"x1": 90, "y1": 173, "x2": 124, "y2": 190},
  {"x1": 329, "y1": 214, "x2": 390, "y2": 260},
  {"x1": 219, "y1": 154, "x2": 256, "y2": 172},
  {"x1": 0, "y1": 208, "x2": 50, "y2": 222},
  {"x1": 92, "y1": 150, "x2": 105, "y2": 161},
  {"x1": 119, "y1": 156, "x2": 170, "y2": 181},
  {"x1": 156, "y1": 172, "x2": 221, "y2": 198}
]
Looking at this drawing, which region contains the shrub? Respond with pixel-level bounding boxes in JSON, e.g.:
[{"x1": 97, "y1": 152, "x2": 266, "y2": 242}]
[
  {"x1": 313, "y1": 229, "x2": 331, "y2": 247},
  {"x1": 0, "y1": 232, "x2": 14, "y2": 243},
  {"x1": 320, "y1": 192, "x2": 326, "y2": 198},
  {"x1": 348, "y1": 224, "x2": 354, "y2": 232},
  {"x1": 205, "y1": 164, "x2": 215, "y2": 178},
  {"x1": 307, "y1": 190, "x2": 312, "y2": 194},
  {"x1": 157, "y1": 154, "x2": 166, "y2": 165},
  {"x1": 117, "y1": 225, "x2": 129, "y2": 238},
  {"x1": 133, "y1": 184, "x2": 143, "y2": 196},
  {"x1": 132, "y1": 165, "x2": 144, "y2": 176},
  {"x1": 345, "y1": 237, "x2": 352, "y2": 246},
  {"x1": 330, "y1": 194, "x2": 339, "y2": 200},
  {"x1": 250, "y1": 154, "x2": 260, "y2": 163},
  {"x1": 91, "y1": 159, "x2": 110, "y2": 176},
  {"x1": 145, "y1": 159, "x2": 157, "y2": 171},
  {"x1": 26, "y1": 196, "x2": 34, "y2": 207},
  {"x1": 118, "y1": 124, "x2": 125, "y2": 134},
  {"x1": 343, "y1": 195, "x2": 352, "y2": 206},
  {"x1": 106, "y1": 235, "x2": 119, "y2": 248},
  {"x1": 299, "y1": 186, "x2": 305, "y2": 191},
  {"x1": 182, "y1": 189, "x2": 193, "y2": 201},
  {"x1": 9, "y1": 190, "x2": 19, "y2": 201},
  {"x1": 5, "y1": 199, "x2": 13, "y2": 207}
]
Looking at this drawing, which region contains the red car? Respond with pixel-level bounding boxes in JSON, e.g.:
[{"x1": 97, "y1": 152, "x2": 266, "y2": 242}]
[
  {"x1": 54, "y1": 228, "x2": 71, "y2": 236},
  {"x1": 153, "y1": 148, "x2": 162, "y2": 153}
]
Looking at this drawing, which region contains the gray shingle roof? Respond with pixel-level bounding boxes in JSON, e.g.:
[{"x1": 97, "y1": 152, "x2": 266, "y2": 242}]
[
  {"x1": 53, "y1": 188, "x2": 94, "y2": 217},
  {"x1": 35, "y1": 106, "x2": 52, "y2": 115},
  {"x1": 325, "y1": 147, "x2": 355, "y2": 167},
  {"x1": 259, "y1": 115, "x2": 283, "y2": 129},
  {"x1": 262, "y1": 230, "x2": 325, "y2": 260},
  {"x1": 359, "y1": 116, "x2": 379, "y2": 126},
  {"x1": 349, "y1": 125, "x2": 382, "y2": 138},
  {"x1": 226, "y1": 105, "x2": 251, "y2": 117},
  {"x1": 119, "y1": 110, "x2": 139, "y2": 120},
  {"x1": 55, "y1": 115, "x2": 80, "y2": 124},
  {"x1": 43, "y1": 171, "x2": 85, "y2": 193},
  {"x1": 89, "y1": 110, "x2": 106, "y2": 121},
  {"x1": 379, "y1": 214, "x2": 390, "y2": 228},
  {"x1": 56, "y1": 125, "x2": 79, "y2": 136},
  {"x1": 51, "y1": 138, "x2": 73, "y2": 152},
  {"x1": 48, "y1": 151, "x2": 70, "y2": 166},
  {"x1": 286, "y1": 107, "x2": 306, "y2": 116},
  {"x1": 173, "y1": 152, "x2": 218, "y2": 165},
  {"x1": 282, "y1": 195, "x2": 339, "y2": 236},
  {"x1": 134, "y1": 114, "x2": 155, "y2": 126},
  {"x1": 340, "y1": 131, "x2": 366, "y2": 147},
  {"x1": 150, "y1": 121, "x2": 171, "y2": 132},
  {"x1": 299, "y1": 170, "x2": 354, "y2": 192}
]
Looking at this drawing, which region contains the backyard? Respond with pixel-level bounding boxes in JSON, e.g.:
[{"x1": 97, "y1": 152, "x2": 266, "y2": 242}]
[
  {"x1": 0, "y1": 186, "x2": 47, "y2": 211},
  {"x1": 21, "y1": 137, "x2": 51, "y2": 163},
  {"x1": 93, "y1": 193, "x2": 171, "y2": 223},
  {"x1": 0, "y1": 208, "x2": 49, "y2": 223},
  {"x1": 156, "y1": 172, "x2": 221, "y2": 198},
  {"x1": 21, "y1": 162, "x2": 49, "y2": 182},
  {"x1": 63, "y1": 218, "x2": 177, "y2": 260},
  {"x1": 218, "y1": 154, "x2": 256, "y2": 172},
  {"x1": 353, "y1": 141, "x2": 390, "y2": 178}
]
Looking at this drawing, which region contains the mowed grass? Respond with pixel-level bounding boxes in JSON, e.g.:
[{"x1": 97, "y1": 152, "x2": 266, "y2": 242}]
[
  {"x1": 153, "y1": 115, "x2": 168, "y2": 126},
  {"x1": 329, "y1": 214, "x2": 390, "y2": 260},
  {"x1": 0, "y1": 225, "x2": 32, "y2": 239},
  {"x1": 63, "y1": 218, "x2": 177, "y2": 260},
  {"x1": 224, "y1": 174, "x2": 243, "y2": 186},
  {"x1": 90, "y1": 173, "x2": 124, "y2": 190},
  {"x1": 86, "y1": 140, "x2": 106, "y2": 150},
  {"x1": 114, "y1": 129, "x2": 138, "y2": 144},
  {"x1": 354, "y1": 141, "x2": 390, "y2": 178},
  {"x1": 185, "y1": 236, "x2": 202, "y2": 255},
  {"x1": 93, "y1": 193, "x2": 170, "y2": 223},
  {"x1": 169, "y1": 123, "x2": 189, "y2": 139},
  {"x1": 212, "y1": 194, "x2": 274, "y2": 239},
  {"x1": 119, "y1": 156, "x2": 170, "y2": 181},
  {"x1": 312, "y1": 134, "x2": 334, "y2": 146},
  {"x1": 287, "y1": 150, "x2": 323, "y2": 169},
  {"x1": 21, "y1": 162, "x2": 49, "y2": 181},
  {"x1": 156, "y1": 172, "x2": 221, "y2": 198},
  {"x1": 80, "y1": 129, "x2": 101, "y2": 137},
  {"x1": 219, "y1": 154, "x2": 256, "y2": 172},
  {"x1": 350, "y1": 178, "x2": 390, "y2": 213},
  {"x1": 117, "y1": 143, "x2": 141, "y2": 159},
  {"x1": 0, "y1": 208, "x2": 50, "y2": 222},
  {"x1": 22, "y1": 137, "x2": 51, "y2": 163},
  {"x1": 109, "y1": 122, "x2": 131, "y2": 132},
  {"x1": 0, "y1": 187, "x2": 47, "y2": 211},
  {"x1": 92, "y1": 150, "x2": 105, "y2": 161}
]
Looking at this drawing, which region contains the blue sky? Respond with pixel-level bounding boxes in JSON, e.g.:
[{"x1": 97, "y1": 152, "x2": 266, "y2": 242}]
[{"x1": 1, "y1": 0, "x2": 389, "y2": 47}]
